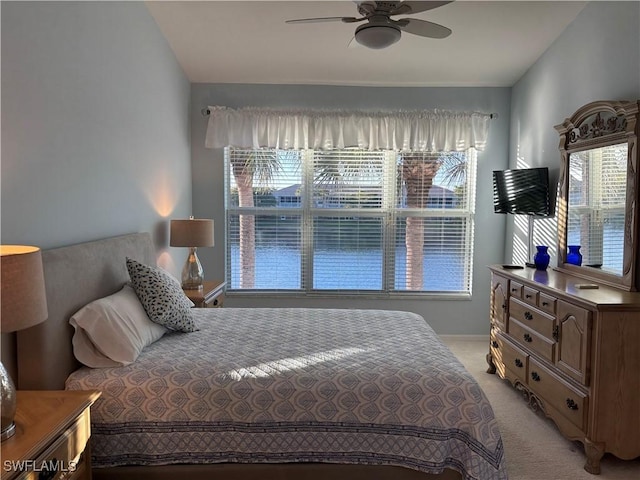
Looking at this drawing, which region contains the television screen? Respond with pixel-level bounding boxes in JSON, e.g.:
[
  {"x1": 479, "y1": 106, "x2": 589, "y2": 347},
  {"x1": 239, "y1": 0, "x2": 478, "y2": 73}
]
[{"x1": 493, "y1": 167, "x2": 550, "y2": 216}]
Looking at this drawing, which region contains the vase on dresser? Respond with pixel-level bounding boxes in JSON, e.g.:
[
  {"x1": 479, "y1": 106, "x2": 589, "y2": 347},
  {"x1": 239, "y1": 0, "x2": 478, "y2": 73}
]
[
  {"x1": 567, "y1": 245, "x2": 582, "y2": 266},
  {"x1": 533, "y1": 245, "x2": 550, "y2": 270}
]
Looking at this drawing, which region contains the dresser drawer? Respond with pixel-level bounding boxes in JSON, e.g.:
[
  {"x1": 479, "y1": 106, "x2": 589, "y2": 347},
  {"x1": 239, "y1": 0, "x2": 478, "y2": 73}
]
[
  {"x1": 490, "y1": 330, "x2": 529, "y2": 385},
  {"x1": 529, "y1": 357, "x2": 588, "y2": 431},
  {"x1": 510, "y1": 297, "x2": 556, "y2": 340},
  {"x1": 508, "y1": 319, "x2": 556, "y2": 363},
  {"x1": 521, "y1": 285, "x2": 558, "y2": 314},
  {"x1": 538, "y1": 292, "x2": 557, "y2": 315},
  {"x1": 204, "y1": 293, "x2": 224, "y2": 308},
  {"x1": 509, "y1": 280, "x2": 524, "y2": 299},
  {"x1": 14, "y1": 408, "x2": 91, "y2": 480},
  {"x1": 522, "y1": 286, "x2": 539, "y2": 306},
  {"x1": 499, "y1": 334, "x2": 529, "y2": 381}
]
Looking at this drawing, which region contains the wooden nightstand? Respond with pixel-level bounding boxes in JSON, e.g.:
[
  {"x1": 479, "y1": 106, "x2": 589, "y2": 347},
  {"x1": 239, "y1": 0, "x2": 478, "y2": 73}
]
[
  {"x1": 183, "y1": 280, "x2": 226, "y2": 308},
  {"x1": 1, "y1": 390, "x2": 100, "y2": 480}
]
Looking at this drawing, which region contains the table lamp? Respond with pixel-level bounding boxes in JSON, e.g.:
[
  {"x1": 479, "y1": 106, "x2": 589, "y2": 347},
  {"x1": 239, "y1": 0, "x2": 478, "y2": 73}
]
[
  {"x1": 1, "y1": 245, "x2": 48, "y2": 441},
  {"x1": 170, "y1": 217, "x2": 214, "y2": 290}
]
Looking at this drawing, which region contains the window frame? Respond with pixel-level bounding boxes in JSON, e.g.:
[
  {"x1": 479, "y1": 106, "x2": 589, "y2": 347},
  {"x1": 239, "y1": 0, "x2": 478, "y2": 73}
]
[{"x1": 224, "y1": 147, "x2": 477, "y2": 298}]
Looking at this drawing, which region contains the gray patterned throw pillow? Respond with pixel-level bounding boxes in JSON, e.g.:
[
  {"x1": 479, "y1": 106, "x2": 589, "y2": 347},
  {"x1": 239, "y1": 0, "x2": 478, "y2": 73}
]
[{"x1": 126, "y1": 257, "x2": 197, "y2": 333}]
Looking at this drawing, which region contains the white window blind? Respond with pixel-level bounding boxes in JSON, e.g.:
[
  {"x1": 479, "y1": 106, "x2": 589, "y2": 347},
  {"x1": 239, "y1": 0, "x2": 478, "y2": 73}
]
[
  {"x1": 567, "y1": 143, "x2": 626, "y2": 272},
  {"x1": 225, "y1": 147, "x2": 477, "y2": 295}
]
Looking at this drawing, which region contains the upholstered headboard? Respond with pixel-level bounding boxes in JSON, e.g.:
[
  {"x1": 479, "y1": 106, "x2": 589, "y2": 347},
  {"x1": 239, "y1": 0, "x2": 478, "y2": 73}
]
[{"x1": 17, "y1": 233, "x2": 155, "y2": 390}]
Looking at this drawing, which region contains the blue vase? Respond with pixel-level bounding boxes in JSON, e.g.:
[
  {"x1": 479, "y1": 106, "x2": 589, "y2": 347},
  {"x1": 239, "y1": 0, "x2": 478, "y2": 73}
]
[
  {"x1": 567, "y1": 245, "x2": 582, "y2": 266},
  {"x1": 534, "y1": 245, "x2": 550, "y2": 271}
]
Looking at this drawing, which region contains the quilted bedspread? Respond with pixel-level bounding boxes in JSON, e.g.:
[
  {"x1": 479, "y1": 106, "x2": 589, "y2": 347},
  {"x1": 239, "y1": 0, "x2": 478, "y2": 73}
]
[{"x1": 66, "y1": 308, "x2": 507, "y2": 480}]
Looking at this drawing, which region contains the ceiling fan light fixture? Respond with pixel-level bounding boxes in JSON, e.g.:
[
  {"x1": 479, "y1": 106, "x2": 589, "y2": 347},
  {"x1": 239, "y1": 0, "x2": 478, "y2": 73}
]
[{"x1": 354, "y1": 24, "x2": 401, "y2": 49}]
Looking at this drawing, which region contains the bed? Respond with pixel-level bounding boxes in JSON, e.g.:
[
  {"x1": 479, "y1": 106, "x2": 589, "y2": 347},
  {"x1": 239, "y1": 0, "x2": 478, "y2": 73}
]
[{"x1": 16, "y1": 233, "x2": 507, "y2": 480}]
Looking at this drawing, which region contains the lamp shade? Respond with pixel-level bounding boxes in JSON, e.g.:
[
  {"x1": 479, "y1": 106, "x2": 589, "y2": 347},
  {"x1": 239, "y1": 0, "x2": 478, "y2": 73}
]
[
  {"x1": 170, "y1": 218, "x2": 214, "y2": 247},
  {"x1": 1, "y1": 245, "x2": 48, "y2": 333}
]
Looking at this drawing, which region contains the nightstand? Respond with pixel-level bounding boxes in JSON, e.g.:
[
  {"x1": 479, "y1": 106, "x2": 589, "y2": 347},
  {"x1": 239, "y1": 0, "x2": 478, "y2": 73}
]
[
  {"x1": 183, "y1": 280, "x2": 226, "y2": 308},
  {"x1": 1, "y1": 390, "x2": 101, "y2": 480}
]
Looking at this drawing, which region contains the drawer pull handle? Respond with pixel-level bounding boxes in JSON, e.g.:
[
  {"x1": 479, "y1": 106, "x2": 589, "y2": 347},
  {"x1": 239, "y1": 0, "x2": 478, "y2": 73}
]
[
  {"x1": 525, "y1": 294, "x2": 532, "y2": 299},
  {"x1": 524, "y1": 311, "x2": 533, "y2": 321},
  {"x1": 491, "y1": 341, "x2": 499, "y2": 348},
  {"x1": 566, "y1": 398, "x2": 579, "y2": 410},
  {"x1": 502, "y1": 303, "x2": 507, "y2": 311},
  {"x1": 514, "y1": 358, "x2": 523, "y2": 368},
  {"x1": 523, "y1": 333, "x2": 533, "y2": 343},
  {"x1": 511, "y1": 287, "x2": 518, "y2": 292},
  {"x1": 542, "y1": 301, "x2": 549, "y2": 306},
  {"x1": 531, "y1": 371, "x2": 541, "y2": 382}
]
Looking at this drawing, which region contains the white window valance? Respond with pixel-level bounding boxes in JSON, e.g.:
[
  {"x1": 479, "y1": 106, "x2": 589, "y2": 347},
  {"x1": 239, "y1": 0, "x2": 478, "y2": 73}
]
[{"x1": 205, "y1": 106, "x2": 491, "y2": 152}]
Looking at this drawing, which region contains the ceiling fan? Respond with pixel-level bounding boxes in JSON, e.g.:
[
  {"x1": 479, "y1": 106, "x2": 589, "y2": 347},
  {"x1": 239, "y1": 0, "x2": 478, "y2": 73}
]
[{"x1": 285, "y1": 1, "x2": 453, "y2": 50}]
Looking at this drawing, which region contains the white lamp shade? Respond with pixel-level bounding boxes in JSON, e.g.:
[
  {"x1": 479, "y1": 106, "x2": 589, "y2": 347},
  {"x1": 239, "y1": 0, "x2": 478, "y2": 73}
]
[
  {"x1": 1, "y1": 245, "x2": 48, "y2": 333},
  {"x1": 170, "y1": 218, "x2": 214, "y2": 247}
]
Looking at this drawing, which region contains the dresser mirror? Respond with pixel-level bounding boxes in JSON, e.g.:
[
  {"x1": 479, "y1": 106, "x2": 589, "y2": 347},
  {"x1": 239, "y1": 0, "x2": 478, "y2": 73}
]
[{"x1": 555, "y1": 100, "x2": 639, "y2": 291}]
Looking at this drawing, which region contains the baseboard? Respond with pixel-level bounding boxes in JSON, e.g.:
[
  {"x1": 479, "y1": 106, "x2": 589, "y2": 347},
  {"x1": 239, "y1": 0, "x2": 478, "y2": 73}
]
[{"x1": 439, "y1": 334, "x2": 489, "y2": 342}]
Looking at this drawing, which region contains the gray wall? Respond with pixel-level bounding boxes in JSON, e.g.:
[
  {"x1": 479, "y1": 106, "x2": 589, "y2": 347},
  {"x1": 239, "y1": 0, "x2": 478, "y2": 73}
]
[
  {"x1": 191, "y1": 84, "x2": 512, "y2": 335},
  {"x1": 1, "y1": 2, "x2": 191, "y2": 374},
  {"x1": 1, "y1": 1, "x2": 191, "y2": 263},
  {"x1": 507, "y1": 1, "x2": 640, "y2": 264}
]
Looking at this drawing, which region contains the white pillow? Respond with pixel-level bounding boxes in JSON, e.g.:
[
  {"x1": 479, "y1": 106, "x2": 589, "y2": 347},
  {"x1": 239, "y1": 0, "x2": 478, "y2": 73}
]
[{"x1": 70, "y1": 284, "x2": 168, "y2": 368}]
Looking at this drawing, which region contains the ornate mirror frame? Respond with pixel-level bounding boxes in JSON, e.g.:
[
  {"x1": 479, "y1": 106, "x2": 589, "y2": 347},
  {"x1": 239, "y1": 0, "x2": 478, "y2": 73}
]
[{"x1": 555, "y1": 100, "x2": 639, "y2": 291}]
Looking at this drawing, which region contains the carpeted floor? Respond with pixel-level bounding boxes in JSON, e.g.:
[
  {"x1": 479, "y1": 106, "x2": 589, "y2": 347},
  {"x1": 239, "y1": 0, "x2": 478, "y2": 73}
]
[{"x1": 441, "y1": 336, "x2": 640, "y2": 480}]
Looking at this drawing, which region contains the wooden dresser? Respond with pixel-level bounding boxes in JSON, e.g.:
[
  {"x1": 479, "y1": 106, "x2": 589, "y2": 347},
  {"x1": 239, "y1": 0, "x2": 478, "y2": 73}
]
[{"x1": 486, "y1": 265, "x2": 640, "y2": 474}]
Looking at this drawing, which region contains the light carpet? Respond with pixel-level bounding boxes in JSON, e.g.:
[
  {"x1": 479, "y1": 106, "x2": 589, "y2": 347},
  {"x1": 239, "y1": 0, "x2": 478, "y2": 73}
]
[{"x1": 441, "y1": 336, "x2": 640, "y2": 480}]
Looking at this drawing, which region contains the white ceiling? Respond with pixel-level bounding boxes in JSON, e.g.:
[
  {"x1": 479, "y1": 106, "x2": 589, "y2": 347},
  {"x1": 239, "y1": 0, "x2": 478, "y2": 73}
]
[{"x1": 145, "y1": 1, "x2": 587, "y2": 87}]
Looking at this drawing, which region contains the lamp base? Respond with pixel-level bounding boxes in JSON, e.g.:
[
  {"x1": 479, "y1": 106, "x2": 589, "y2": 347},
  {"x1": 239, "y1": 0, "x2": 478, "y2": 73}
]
[
  {"x1": 181, "y1": 247, "x2": 204, "y2": 290},
  {"x1": 1, "y1": 360, "x2": 17, "y2": 442},
  {"x1": 1, "y1": 420, "x2": 16, "y2": 441}
]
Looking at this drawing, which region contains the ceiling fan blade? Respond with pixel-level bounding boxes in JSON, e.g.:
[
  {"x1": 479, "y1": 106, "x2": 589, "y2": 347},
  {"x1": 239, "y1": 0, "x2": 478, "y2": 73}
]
[
  {"x1": 285, "y1": 16, "x2": 362, "y2": 24},
  {"x1": 391, "y1": 1, "x2": 453, "y2": 16},
  {"x1": 398, "y1": 18, "x2": 451, "y2": 39}
]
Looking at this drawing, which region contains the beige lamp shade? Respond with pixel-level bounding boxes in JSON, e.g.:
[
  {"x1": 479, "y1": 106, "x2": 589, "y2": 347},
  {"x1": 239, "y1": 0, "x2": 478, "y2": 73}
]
[
  {"x1": 1, "y1": 245, "x2": 48, "y2": 333},
  {"x1": 170, "y1": 218, "x2": 214, "y2": 247},
  {"x1": 1, "y1": 245, "x2": 48, "y2": 442}
]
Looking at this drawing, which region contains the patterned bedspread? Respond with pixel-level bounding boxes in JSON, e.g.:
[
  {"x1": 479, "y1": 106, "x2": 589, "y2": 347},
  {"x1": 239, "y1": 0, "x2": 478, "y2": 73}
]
[{"x1": 66, "y1": 308, "x2": 507, "y2": 480}]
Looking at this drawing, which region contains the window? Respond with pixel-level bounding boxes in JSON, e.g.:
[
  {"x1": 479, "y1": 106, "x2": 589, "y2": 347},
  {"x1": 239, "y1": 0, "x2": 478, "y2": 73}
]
[{"x1": 225, "y1": 147, "x2": 477, "y2": 295}]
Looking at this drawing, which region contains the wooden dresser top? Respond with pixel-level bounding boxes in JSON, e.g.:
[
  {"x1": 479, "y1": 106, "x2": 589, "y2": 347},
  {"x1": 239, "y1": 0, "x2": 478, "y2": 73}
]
[{"x1": 489, "y1": 265, "x2": 640, "y2": 309}]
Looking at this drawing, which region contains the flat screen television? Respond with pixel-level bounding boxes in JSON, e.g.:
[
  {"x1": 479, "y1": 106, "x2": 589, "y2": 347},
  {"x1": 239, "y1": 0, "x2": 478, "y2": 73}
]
[{"x1": 493, "y1": 167, "x2": 550, "y2": 216}]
